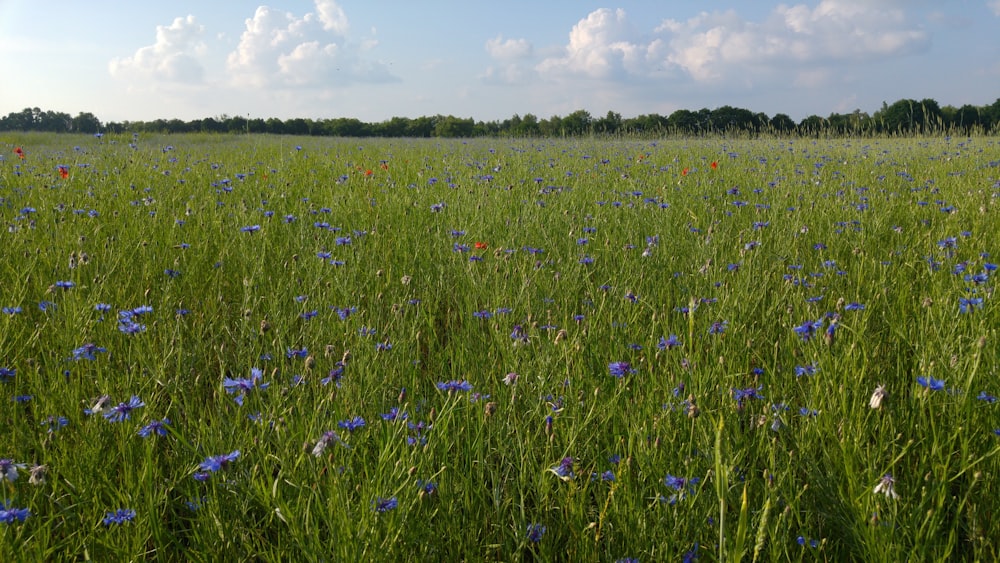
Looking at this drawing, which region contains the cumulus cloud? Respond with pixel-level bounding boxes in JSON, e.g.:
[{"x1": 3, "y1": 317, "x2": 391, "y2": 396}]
[
  {"x1": 227, "y1": 0, "x2": 395, "y2": 89},
  {"x1": 486, "y1": 35, "x2": 533, "y2": 60},
  {"x1": 108, "y1": 15, "x2": 206, "y2": 84},
  {"x1": 528, "y1": 2, "x2": 929, "y2": 84}
]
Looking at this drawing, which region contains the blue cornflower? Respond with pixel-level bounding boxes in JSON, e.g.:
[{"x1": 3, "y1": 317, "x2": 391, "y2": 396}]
[
  {"x1": 0, "y1": 502, "x2": 30, "y2": 524},
  {"x1": 72, "y1": 343, "x2": 107, "y2": 361},
  {"x1": 917, "y1": 376, "x2": 945, "y2": 392},
  {"x1": 0, "y1": 367, "x2": 15, "y2": 382},
  {"x1": 102, "y1": 509, "x2": 136, "y2": 526},
  {"x1": 977, "y1": 391, "x2": 997, "y2": 403},
  {"x1": 794, "y1": 364, "x2": 818, "y2": 377},
  {"x1": 103, "y1": 396, "x2": 145, "y2": 422},
  {"x1": 2, "y1": 306, "x2": 22, "y2": 315},
  {"x1": 240, "y1": 225, "x2": 261, "y2": 233},
  {"x1": 138, "y1": 419, "x2": 170, "y2": 438},
  {"x1": 472, "y1": 310, "x2": 493, "y2": 319},
  {"x1": 526, "y1": 523, "x2": 546, "y2": 543},
  {"x1": 373, "y1": 496, "x2": 398, "y2": 513},
  {"x1": 417, "y1": 479, "x2": 438, "y2": 495},
  {"x1": 793, "y1": 318, "x2": 824, "y2": 341},
  {"x1": 732, "y1": 386, "x2": 764, "y2": 408},
  {"x1": 549, "y1": 457, "x2": 575, "y2": 480},
  {"x1": 380, "y1": 407, "x2": 406, "y2": 421},
  {"x1": 844, "y1": 302, "x2": 865, "y2": 311},
  {"x1": 959, "y1": 297, "x2": 983, "y2": 314},
  {"x1": 54, "y1": 280, "x2": 75, "y2": 289},
  {"x1": 609, "y1": 361, "x2": 636, "y2": 377},
  {"x1": 338, "y1": 416, "x2": 366, "y2": 432},
  {"x1": 708, "y1": 320, "x2": 728, "y2": 335},
  {"x1": 199, "y1": 450, "x2": 240, "y2": 472},
  {"x1": 437, "y1": 380, "x2": 473, "y2": 393},
  {"x1": 1, "y1": 459, "x2": 26, "y2": 482},
  {"x1": 223, "y1": 368, "x2": 269, "y2": 406},
  {"x1": 286, "y1": 347, "x2": 308, "y2": 359}
]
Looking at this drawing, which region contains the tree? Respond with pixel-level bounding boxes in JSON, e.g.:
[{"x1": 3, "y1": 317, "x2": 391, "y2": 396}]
[{"x1": 770, "y1": 113, "x2": 796, "y2": 133}]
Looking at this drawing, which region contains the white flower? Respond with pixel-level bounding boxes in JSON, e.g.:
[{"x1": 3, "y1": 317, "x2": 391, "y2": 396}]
[
  {"x1": 869, "y1": 385, "x2": 888, "y2": 409},
  {"x1": 873, "y1": 474, "x2": 899, "y2": 499}
]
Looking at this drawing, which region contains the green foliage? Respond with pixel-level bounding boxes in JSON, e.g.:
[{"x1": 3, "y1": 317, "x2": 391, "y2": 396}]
[{"x1": 0, "y1": 133, "x2": 999, "y2": 561}]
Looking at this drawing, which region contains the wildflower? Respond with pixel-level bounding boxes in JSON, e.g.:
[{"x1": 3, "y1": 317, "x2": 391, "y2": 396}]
[
  {"x1": 138, "y1": 419, "x2": 170, "y2": 438},
  {"x1": 104, "y1": 396, "x2": 145, "y2": 422},
  {"x1": 794, "y1": 364, "x2": 818, "y2": 377},
  {"x1": 437, "y1": 380, "x2": 473, "y2": 393},
  {"x1": 72, "y1": 343, "x2": 107, "y2": 361},
  {"x1": 84, "y1": 395, "x2": 111, "y2": 415},
  {"x1": 793, "y1": 318, "x2": 824, "y2": 341},
  {"x1": 682, "y1": 544, "x2": 699, "y2": 563},
  {"x1": 28, "y1": 464, "x2": 46, "y2": 486},
  {"x1": 1, "y1": 306, "x2": 21, "y2": 315},
  {"x1": 959, "y1": 297, "x2": 983, "y2": 314},
  {"x1": 708, "y1": 320, "x2": 728, "y2": 335},
  {"x1": 869, "y1": 385, "x2": 888, "y2": 409},
  {"x1": 732, "y1": 386, "x2": 764, "y2": 409},
  {"x1": 199, "y1": 450, "x2": 240, "y2": 473},
  {"x1": 502, "y1": 372, "x2": 518, "y2": 385},
  {"x1": 417, "y1": 479, "x2": 438, "y2": 495},
  {"x1": 549, "y1": 457, "x2": 575, "y2": 480},
  {"x1": 240, "y1": 225, "x2": 261, "y2": 233},
  {"x1": 58, "y1": 165, "x2": 69, "y2": 179},
  {"x1": 916, "y1": 376, "x2": 945, "y2": 392},
  {"x1": 14, "y1": 146, "x2": 24, "y2": 159},
  {"x1": 337, "y1": 416, "x2": 366, "y2": 432},
  {"x1": 977, "y1": 391, "x2": 997, "y2": 403},
  {"x1": 873, "y1": 473, "x2": 899, "y2": 499},
  {"x1": 0, "y1": 367, "x2": 15, "y2": 382},
  {"x1": 373, "y1": 496, "x2": 398, "y2": 513},
  {"x1": 0, "y1": 502, "x2": 30, "y2": 524},
  {"x1": 608, "y1": 361, "x2": 636, "y2": 378},
  {"x1": 102, "y1": 509, "x2": 136, "y2": 526},
  {"x1": 223, "y1": 368, "x2": 269, "y2": 406},
  {"x1": 311, "y1": 430, "x2": 345, "y2": 456},
  {"x1": 0, "y1": 459, "x2": 26, "y2": 482},
  {"x1": 526, "y1": 523, "x2": 546, "y2": 542}
]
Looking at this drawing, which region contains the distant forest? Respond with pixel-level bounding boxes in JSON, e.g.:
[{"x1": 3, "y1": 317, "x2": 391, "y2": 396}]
[{"x1": 2, "y1": 97, "x2": 999, "y2": 137}]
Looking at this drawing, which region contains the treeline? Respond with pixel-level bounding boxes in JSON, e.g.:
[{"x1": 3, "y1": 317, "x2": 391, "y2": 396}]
[{"x1": 2, "y1": 98, "x2": 999, "y2": 137}]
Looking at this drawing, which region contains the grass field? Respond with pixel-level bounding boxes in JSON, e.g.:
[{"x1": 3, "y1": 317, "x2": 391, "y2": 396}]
[{"x1": 1, "y1": 132, "x2": 999, "y2": 561}]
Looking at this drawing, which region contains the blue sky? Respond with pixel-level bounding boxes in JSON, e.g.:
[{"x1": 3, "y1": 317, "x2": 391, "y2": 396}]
[{"x1": 1, "y1": 0, "x2": 998, "y2": 124}]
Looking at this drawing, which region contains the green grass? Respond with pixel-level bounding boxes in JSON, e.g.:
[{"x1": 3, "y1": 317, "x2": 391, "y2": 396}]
[{"x1": 1, "y1": 132, "x2": 998, "y2": 561}]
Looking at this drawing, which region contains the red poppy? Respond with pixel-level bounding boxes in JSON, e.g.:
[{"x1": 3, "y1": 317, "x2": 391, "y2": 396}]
[
  {"x1": 14, "y1": 146, "x2": 24, "y2": 159},
  {"x1": 380, "y1": 163, "x2": 389, "y2": 171},
  {"x1": 58, "y1": 165, "x2": 69, "y2": 179},
  {"x1": 710, "y1": 161, "x2": 718, "y2": 170},
  {"x1": 474, "y1": 241, "x2": 488, "y2": 250},
  {"x1": 364, "y1": 169, "x2": 373, "y2": 177},
  {"x1": 681, "y1": 168, "x2": 689, "y2": 176}
]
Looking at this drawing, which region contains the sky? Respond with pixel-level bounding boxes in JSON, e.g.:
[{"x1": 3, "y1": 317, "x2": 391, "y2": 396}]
[{"x1": 1, "y1": 0, "x2": 998, "y2": 124}]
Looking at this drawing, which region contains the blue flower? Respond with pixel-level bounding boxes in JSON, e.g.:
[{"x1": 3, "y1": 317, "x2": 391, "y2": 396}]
[
  {"x1": 240, "y1": 225, "x2": 261, "y2": 233},
  {"x1": 549, "y1": 457, "x2": 575, "y2": 480},
  {"x1": 917, "y1": 376, "x2": 945, "y2": 392},
  {"x1": 138, "y1": 419, "x2": 170, "y2": 438},
  {"x1": 0, "y1": 459, "x2": 26, "y2": 482},
  {"x1": 708, "y1": 320, "x2": 728, "y2": 334},
  {"x1": 436, "y1": 380, "x2": 473, "y2": 393},
  {"x1": 658, "y1": 334, "x2": 682, "y2": 350},
  {"x1": 103, "y1": 396, "x2": 145, "y2": 422},
  {"x1": 609, "y1": 362, "x2": 636, "y2": 378},
  {"x1": 223, "y1": 368, "x2": 269, "y2": 406},
  {"x1": 199, "y1": 450, "x2": 240, "y2": 472},
  {"x1": 373, "y1": 496, "x2": 398, "y2": 513},
  {"x1": 71, "y1": 343, "x2": 107, "y2": 361},
  {"x1": 2, "y1": 306, "x2": 22, "y2": 315},
  {"x1": 959, "y1": 297, "x2": 983, "y2": 314},
  {"x1": 0, "y1": 367, "x2": 15, "y2": 382},
  {"x1": 0, "y1": 502, "x2": 30, "y2": 524},
  {"x1": 793, "y1": 318, "x2": 824, "y2": 341},
  {"x1": 526, "y1": 523, "x2": 546, "y2": 542},
  {"x1": 102, "y1": 509, "x2": 136, "y2": 526},
  {"x1": 338, "y1": 416, "x2": 366, "y2": 432},
  {"x1": 794, "y1": 364, "x2": 818, "y2": 377}
]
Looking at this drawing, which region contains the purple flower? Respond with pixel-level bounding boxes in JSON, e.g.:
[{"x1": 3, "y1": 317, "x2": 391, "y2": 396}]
[
  {"x1": 658, "y1": 334, "x2": 682, "y2": 350},
  {"x1": 708, "y1": 320, "x2": 728, "y2": 335},
  {"x1": 240, "y1": 225, "x2": 261, "y2": 233},
  {"x1": 199, "y1": 450, "x2": 240, "y2": 473},
  {"x1": 338, "y1": 416, "x2": 366, "y2": 432},
  {"x1": 102, "y1": 509, "x2": 136, "y2": 526},
  {"x1": 223, "y1": 368, "x2": 269, "y2": 406},
  {"x1": 103, "y1": 396, "x2": 145, "y2": 422},
  {"x1": 0, "y1": 502, "x2": 30, "y2": 524},
  {"x1": 138, "y1": 419, "x2": 170, "y2": 438},
  {"x1": 436, "y1": 380, "x2": 473, "y2": 393},
  {"x1": 0, "y1": 459, "x2": 26, "y2": 482},
  {"x1": 373, "y1": 496, "x2": 398, "y2": 513},
  {"x1": 793, "y1": 318, "x2": 824, "y2": 341},
  {"x1": 609, "y1": 361, "x2": 636, "y2": 378},
  {"x1": 72, "y1": 343, "x2": 107, "y2": 361},
  {"x1": 526, "y1": 523, "x2": 546, "y2": 543},
  {"x1": 916, "y1": 376, "x2": 945, "y2": 392}
]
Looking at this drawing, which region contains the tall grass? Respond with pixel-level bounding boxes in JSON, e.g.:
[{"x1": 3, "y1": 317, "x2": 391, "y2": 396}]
[{"x1": 0, "y1": 132, "x2": 998, "y2": 561}]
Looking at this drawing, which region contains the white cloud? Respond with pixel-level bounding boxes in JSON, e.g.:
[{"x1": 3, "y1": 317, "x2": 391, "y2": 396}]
[
  {"x1": 227, "y1": 0, "x2": 394, "y2": 89},
  {"x1": 989, "y1": 0, "x2": 1000, "y2": 16},
  {"x1": 485, "y1": 35, "x2": 533, "y2": 60},
  {"x1": 108, "y1": 15, "x2": 206, "y2": 84},
  {"x1": 536, "y1": 8, "x2": 648, "y2": 79}
]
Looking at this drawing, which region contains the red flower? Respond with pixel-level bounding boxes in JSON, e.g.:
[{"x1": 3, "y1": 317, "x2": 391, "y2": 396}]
[
  {"x1": 58, "y1": 165, "x2": 69, "y2": 179},
  {"x1": 364, "y1": 169, "x2": 373, "y2": 177},
  {"x1": 710, "y1": 161, "x2": 718, "y2": 170},
  {"x1": 474, "y1": 241, "x2": 488, "y2": 250},
  {"x1": 14, "y1": 146, "x2": 24, "y2": 159},
  {"x1": 681, "y1": 168, "x2": 689, "y2": 176}
]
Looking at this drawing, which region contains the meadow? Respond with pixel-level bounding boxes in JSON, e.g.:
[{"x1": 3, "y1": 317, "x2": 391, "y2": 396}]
[{"x1": 0, "y1": 132, "x2": 998, "y2": 561}]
